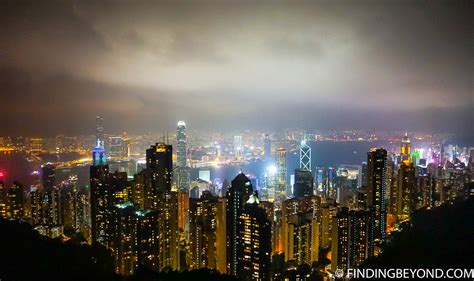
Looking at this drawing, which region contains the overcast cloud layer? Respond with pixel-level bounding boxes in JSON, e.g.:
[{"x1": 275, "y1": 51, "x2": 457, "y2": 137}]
[{"x1": 0, "y1": 0, "x2": 472, "y2": 136}]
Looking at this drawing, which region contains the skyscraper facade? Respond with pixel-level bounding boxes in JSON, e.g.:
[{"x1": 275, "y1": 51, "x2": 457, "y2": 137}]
[
  {"x1": 177, "y1": 121, "x2": 187, "y2": 167},
  {"x1": 299, "y1": 139, "x2": 311, "y2": 172},
  {"x1": 366, "y1": 148, "x2": 387, "y2": 243}
]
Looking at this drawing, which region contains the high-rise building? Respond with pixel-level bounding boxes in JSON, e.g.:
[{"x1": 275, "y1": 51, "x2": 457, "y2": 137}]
[
  {"x1": 234, "y1": 135, "x2": 243, "y2": 160},
  {"x1": 300, "y1": 139, "x2": 311, "y2": 172},
  {"x1": 264, "y1": 134, "x2": 271, "y2": 160},
  {"x1": 366, "y1": 148, "x2": 387, "y2": 243},
  {"x1": 42, "y1": 164, "x2": 60, "y2": 225},
  {"x1": 397, "y1": 160, "x2": 416, "y2": 219},
  {"x1": 7, "y1": 181, "x2": 24, "y2": 219},
  {"x1": 236, "y1": 193, "x2": 271, "y2": 281},
  {"x1": 188, "y1": 191, "x2": 219, "y2": 270},
  {"x1": 90, "y1": 161, "x2": 111, "y2": 244},
  {"x1": 177, "y1": 121, "x2": 187, "y2": 167},
  {"x1": 0, "y1": 181, "x2": 7, "y2": 218},
  {"x1": 331, "y1": 207, "x2": 373, "y2": 271},
  {"x1": 282, "y1": 196, "x2": 321, "y2": 265},
  {"x1": 401, "y1": 132, "x2": 411, "y2": 160},
  {"x1": 226, "y1": 173, "x2": 253, "y2": 276},
  {"x1": 275, "y1": 148, "x2": 287, "y2": 201},
  {"x1": 146, "y1": 143, "x2": 173, "y2": 198},
  {"x1": 293, "y1": 169, "x2": 314, "y2": 198},
  {"x1": 29, "y1": 186, "x2": 43, "y2": 225},
  {"x1": 135, "y1": 209, "x2": 160, "y2": 271},
  {"x1": 156, "y1": 191, "x2": 180, "y2": 270},
  {"x1": 60, "y1": 180, "x2": 79, "y2": 229},
  {"x1": 110, "y1": 202, "x2": 136, "y2": 276},
  {"x1": 106, "y1": 136, "x2": 127, "y2": 159},
  {"x1": 96, "y1": 115, "x2": 105, "y2": 147}
]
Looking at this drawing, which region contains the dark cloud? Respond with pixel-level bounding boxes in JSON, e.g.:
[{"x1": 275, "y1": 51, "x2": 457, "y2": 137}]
[{"x1": 0, "y1": 0, "x2": 472, "y2": 136}]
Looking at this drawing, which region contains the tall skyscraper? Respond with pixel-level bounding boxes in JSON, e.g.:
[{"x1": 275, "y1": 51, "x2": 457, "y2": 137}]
[
  {"x1": 401, "y1": 132, "x2": 411, "y2": 160},
  {"x1": 188, "y1": 191, "x2": 219, "y2": 270},
  {"x1": 0, "y1": 181, "x2": 7, "y2": 218},
  {"x1": 397, "y1": 160, "x2": 416, "y2": 219},
  {"x1": 146, "y1": 143, "x2": 173, "y2": 197},
  {"x1": 42, "y1": 164, "x2": 60, "y2": 225},
  {"x1": 234, "y1": 135, "x2": 243, "y2": 160},
  {"x1": 177, "y1": 121, "x2": 187, "y2": 167},
  {"x1": 264, "y1": 134, "x2": 271, "y2": 160},
  {"x1": 366, "y1": 148, "x2": 387, "y2": 243},
  {"x1": 110, "y1": 201, "x2": 136, "y2": 276},
  {"x1": 7, "y1": 181, "x2": 24, "y2": 219},
  {"x1": 275, "y1": 148, "x2": 287, "y2": 201},
  {"x1": 300, "y1": 139, "x2": 311, "y2": 171},
  {"x1": 90, "y1": 157, "x2": 111, "y2": 244},
  {"x1": 226, "y1": 173, "x2": 253, "y2": 276},
  {"x1": 96, "y1": 115, "x2": 105, "y2": 147},
  {"x1": 236, "y1": 193, "x2": 271, "y2": 281},
  {"x1": 293, "y1": 169, "x2": 314, "y2": 198}
]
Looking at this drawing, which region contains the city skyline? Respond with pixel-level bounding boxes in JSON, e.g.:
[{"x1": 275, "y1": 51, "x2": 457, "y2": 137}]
[{"x1": 1, "y1": 0, "x2": 472, "y2": 136}]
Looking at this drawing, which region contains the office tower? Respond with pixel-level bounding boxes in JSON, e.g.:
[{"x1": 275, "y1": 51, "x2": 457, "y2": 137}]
[
  {"x1": 90, "y1": 160, "x2": 111, "y2": 244},
  {"x1": 0, "y1": 181, "x2": 7, "y2": 217},
  {"x1": 110, "y1": 171, "x2": 131, "y2": 205},
  {"x1": 29, "y1": 186, "x2": 43, "y2": 225},
  {"x1": 177, "y1": 121, "x2": 187, "y2": 167},
  {"x1": 96, "y1": 115, "x2": 105, "y2": 147},
  {"x1": 236, "y1": 193, "x2": 271, "y2": 281},
  {"x1": 331, "y1": 208, "x2": 373, "y2": 271},
  {"x1": 282, "y1": 196, "x2": 321, "y2": 265},
  {"x1": 293, "y1": 169, "x2": 314, "y2": 198},
  {"x1": 189, "y1": 191, "x2": 219, "y2": 270},
  {"x1": 264, "y1": 134, "x2": 271, "y2": 160},
  {"x1": 234, "y1": 135, "x2": 243, "y2": 159},
  {"x1": 175, "y1": 166, "x2": 190, "y2": 191},
  {"x1": 226, "y1": 173, "x2": 253, "y2": 276},
  {"x1": 275, "y1": 148, "x2": 287, "y2": 201},
  {"x1": 7, "y1": 181, "x2": 24, "y2": 219},
  {"x1": 401, "y1": 132, "x2": 411, "y2": 160},
  {"x1": 135, "y1": 209, "x2": 160, "y2": 271},
  {"x1": 356, "y1": 187, "x2": 368, "y2": 210},
  {"x1": 366, "y1": 148, "x2": 387, "y2": 243},
  {"x1": 146, "y1": 143, "x2": 172, "y2": 198},
  {"x1": 397, "y1": 160, "x2": 416, "y2": 219},
  {"x1": 42, "y1": 164, "x2": 60, "y2": 225},
  {"x1": 300, "y1": 139, "x2": 311, "y2": 171},
  {"x1": 110, "y1": 202, "x2": 136, "y2": 276},
  {"x1": 216, "y1": 197, "x2": 227, "y2": 273},
  {"x1": 327, "y1": 167, "x2": 337, "y2": 199}
]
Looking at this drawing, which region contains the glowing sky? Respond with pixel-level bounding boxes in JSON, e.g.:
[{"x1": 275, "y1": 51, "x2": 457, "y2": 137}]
[{"x1": 0, "y1": 0, "x2": 472, "y2": 135}]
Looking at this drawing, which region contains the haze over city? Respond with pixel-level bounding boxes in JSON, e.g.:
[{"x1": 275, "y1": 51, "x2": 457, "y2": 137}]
[{"x1": 1, "y1": 0, "x2": 472, "y2": 136}]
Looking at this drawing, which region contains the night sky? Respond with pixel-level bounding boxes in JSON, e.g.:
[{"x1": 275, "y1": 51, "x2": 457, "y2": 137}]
[{"x1": 0, "y1": 0, "x2": 472, "y2": 136}]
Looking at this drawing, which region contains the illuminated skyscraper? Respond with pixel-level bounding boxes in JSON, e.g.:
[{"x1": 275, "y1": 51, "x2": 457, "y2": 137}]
[
  {"x1": 135, "y1": 209, "x2": 160, "y2": 271},
  {"x1": 282, "y1": 196, "x2": 321, "y2": 264},
  {"x1": 397, "y1": 160, "x2": 416, "y2": 219},
  {"x1": 90, "y1": 159, "x2": 111, "y2": 244},
  {"x1": 236, "y1": 193, "x2": 271, "y2": 281},
  {"x1": 7, "y1": 181, "x2": 24, "y2": 219},
  {"x1": 293, "y1": 169, "x2": 314, "y2": 198},
  {"x1": 234, "y1": 135, "x2": 243, "y2": 160},
  {"x1": 401, "y1": 132, "x2": 411, "y2": 160},
  {"x1": 332, "y1": 208, "x2": 373, "y2": 271},
  {"x1": 0, "y1": 181, "x2": 7, "y2": 218},
  {"x1": 300, "y1": 139, "x2": 311, "y2": 171},
  {"x1": 189, "y1": 191, "x2": 219, "y2": 270},
  {"x1": 226, "y1": 173, "x2": 253, "y2": 276},
  {"x1": 366, "y1": 148, "x2": 387, "y2": 243},
  {"x1": 42, "y1": 164, "x2": 60, "y2": 225},
  {"x1": 146, "y1": 143, "x2": 173, "y2": 197},
  {"x1": 29, "y1": 186, "x2": 43, "y2": 225},
  {"x1": 264, "y1": 134, "x2": 271, "y2": 160},
  {"x1": 157, "y1": 191, "x2": 180, "y2": 270},
  {"x1": 106, "y1": 136, "x2": 127, "y2": 159},
  {"x1": 177, "y1": 121, "x2": 187, "y2": 167},
  {"x1": 110, "y1": 202, "x2": 136, "y2": 276},
  {"x1": 96, "y1": 115, "x2": 105, "y2": 147},
  {"x1": 275, "y1": 148, "x2": 287, "y2": 201}
]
